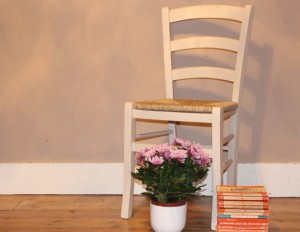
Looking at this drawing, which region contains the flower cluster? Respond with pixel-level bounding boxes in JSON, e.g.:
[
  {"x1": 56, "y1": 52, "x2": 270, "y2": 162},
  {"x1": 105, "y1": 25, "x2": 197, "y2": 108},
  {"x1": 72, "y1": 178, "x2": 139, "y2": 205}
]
[
  {"x1": 132, "y1": 138, "x2": 211, "y2": 203},
  {"x1": 136, "y1": 137, "x2": 211, "y2": 167}
]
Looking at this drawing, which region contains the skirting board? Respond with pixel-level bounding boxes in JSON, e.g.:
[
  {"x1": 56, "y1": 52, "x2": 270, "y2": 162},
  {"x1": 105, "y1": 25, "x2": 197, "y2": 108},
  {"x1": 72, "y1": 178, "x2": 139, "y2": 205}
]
[{"x1": 0, "y1": 163, "x2": 299, "y2": 197}]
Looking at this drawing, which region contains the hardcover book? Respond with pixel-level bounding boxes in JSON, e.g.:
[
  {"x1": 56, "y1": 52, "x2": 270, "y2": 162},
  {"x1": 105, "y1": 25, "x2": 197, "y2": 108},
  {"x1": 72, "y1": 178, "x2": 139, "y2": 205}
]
[{"x1": 217, "y1": 185, "x2": 268, "y2": 196}]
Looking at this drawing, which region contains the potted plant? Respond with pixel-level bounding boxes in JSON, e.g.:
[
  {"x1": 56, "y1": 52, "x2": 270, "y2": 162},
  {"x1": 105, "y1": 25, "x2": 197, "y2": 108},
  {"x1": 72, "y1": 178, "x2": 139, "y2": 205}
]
[{"x1": 132, "y1": 137, "x2": 211, "y2": 232}]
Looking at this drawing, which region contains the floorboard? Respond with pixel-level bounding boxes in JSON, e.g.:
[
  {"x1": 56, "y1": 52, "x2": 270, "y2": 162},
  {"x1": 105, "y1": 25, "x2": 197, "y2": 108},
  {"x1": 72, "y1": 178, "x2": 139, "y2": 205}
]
[{"x1": 0, "y1": 195, "x2": 299, "y2": 231}]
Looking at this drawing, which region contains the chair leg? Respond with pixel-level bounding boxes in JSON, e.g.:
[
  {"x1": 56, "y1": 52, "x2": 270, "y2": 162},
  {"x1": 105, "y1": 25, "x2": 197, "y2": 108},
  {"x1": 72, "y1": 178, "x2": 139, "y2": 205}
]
[
  {"x1": 167, "y1": 122, "x2": 176, "y2": 144},
  {"x1": 121, "y1": 102, "x2": 136, "y2": 219},
  {"x1": 211, "y1": 108, "x2": 224, "y2": 230},
  {"x1": 227, "y1": 112, "x2": 239, "y2": 185}
]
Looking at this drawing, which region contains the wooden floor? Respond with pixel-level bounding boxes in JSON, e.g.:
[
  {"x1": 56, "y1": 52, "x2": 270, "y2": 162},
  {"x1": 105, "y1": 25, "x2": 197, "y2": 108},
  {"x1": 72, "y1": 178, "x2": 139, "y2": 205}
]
[{"x1": 0, "y1": 195, "x2": 299, "y2": 231}]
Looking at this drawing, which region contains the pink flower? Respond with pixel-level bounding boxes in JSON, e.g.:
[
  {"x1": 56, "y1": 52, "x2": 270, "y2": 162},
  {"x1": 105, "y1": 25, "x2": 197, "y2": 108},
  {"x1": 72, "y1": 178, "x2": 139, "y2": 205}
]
[
  {"x1": 199, "y1": 153, "x2": 211, "y2": 166},
  {"x1": 156, "y1": 144, "x2": 171, "y2": 159},
  {"x1": 144, "y1": 148, "x2": 156, "y2": 159},
  {"x1": 170, "y1": 149, "x2": 188, "y2": 163},
  {"x1": 172, "y1": 137, "x2": 191, "y2": 148},
  {"x1": 189, "y1": 143, "x2": 205, "y2": 159},
  {"x1": 149, "y1": 155, "x2": 164, "y2": 165},
  {"x1": 136, "y1": 151, "x2": 145, "y2": 167}
]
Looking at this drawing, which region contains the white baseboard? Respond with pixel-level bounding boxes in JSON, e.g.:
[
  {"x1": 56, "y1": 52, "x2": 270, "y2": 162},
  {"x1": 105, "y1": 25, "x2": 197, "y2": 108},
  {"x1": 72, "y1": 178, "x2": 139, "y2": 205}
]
[{"x1": 0, "y1": 163, "x2": 299, "y2": 197}]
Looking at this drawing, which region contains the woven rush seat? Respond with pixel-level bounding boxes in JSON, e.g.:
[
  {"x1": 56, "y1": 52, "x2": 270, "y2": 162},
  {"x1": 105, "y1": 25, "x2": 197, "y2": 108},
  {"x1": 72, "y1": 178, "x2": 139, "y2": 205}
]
[{"x1": 133, "y1": 98, "x2": 238, "y2": 113}]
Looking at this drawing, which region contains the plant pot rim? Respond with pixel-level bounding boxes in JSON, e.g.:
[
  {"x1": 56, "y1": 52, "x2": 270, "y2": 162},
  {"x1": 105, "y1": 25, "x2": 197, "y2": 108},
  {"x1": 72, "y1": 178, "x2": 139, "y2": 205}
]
[{"x1": 151, "y1": 200, "x2": 187, "y2": 207}]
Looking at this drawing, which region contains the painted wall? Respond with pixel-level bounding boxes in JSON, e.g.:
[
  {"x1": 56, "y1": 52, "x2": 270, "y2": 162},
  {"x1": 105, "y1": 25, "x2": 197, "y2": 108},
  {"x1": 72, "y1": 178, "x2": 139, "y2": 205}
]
[{"x1": 0, "y1": 0, "x2": 299, "y2": 163}]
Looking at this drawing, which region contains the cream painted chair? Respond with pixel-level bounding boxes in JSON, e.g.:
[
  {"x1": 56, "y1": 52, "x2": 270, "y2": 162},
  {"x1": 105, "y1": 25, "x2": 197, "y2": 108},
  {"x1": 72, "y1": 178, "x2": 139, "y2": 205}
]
[{"x1": 121, "y1": 5, "x2": 254, "y2": 230}]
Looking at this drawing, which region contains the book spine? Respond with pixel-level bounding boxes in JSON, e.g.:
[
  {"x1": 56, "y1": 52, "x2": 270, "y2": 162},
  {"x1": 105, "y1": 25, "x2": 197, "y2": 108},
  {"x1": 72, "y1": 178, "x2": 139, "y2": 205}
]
[
  {"x1": 217, "y1": 218, "x2": 269, "y2": 225},
  {"x1": 218, "y1": 208, "x2": 269, "y2": 215},
  {"x1": 217, "y1": 195, "x2": 269, "y2": 201},
  {"x1": 218, "y1": 214, "x2": 268, "y2": 219},
  {"x1": 216, "y1": 185, "x2": 268, "y2": 196},
  {"x1": 218, "y1": 204, "x2": 269, "y2": 209},
  {"x1": 217, "y1": 228, "x2": 268, "y2": 232},
  {"x1": 217, "y1": 193, "x2": 268, "y2": 197},
  {"x1": 217, "y1": 185, "x2": 266, "y2": 190},
  {"x1": 217, "y1": 224, "x2": 269, "y2": 229},
  {"x1": 218, "y1": 200, "x2": 269, "y2": 206}
]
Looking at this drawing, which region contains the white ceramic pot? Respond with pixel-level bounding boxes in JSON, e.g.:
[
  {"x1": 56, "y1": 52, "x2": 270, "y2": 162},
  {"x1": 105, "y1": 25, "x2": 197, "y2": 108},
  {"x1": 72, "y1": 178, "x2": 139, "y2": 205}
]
[{"x1": 150, "y1": 200, "x2": 187, "y2": 232}]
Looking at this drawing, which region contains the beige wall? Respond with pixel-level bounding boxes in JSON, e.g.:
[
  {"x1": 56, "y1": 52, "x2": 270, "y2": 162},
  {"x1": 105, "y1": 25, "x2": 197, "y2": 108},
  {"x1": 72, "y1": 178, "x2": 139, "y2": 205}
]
[{"x1": 0, "y1": 0, "x2": 299, "y2": 163}]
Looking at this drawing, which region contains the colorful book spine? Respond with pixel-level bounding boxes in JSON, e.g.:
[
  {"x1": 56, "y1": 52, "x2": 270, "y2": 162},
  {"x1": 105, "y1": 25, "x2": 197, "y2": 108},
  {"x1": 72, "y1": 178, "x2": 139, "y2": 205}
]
[
  {"x1": 217, "y1": 224, "x2": 269, "y2": 229},
  {"x1": 217, "y1": 185, "x2": 268, "y2": 196},
  {"x1": 217, "y1": 227, "x2": 269, "y2": 232},
  {"x1": 217, "y1": 195, "x2": 269, "y2": 201},
  {"x1": 218, "y1": 204, "x2": 268, "y2": 210},
  {"x1": 218, "y1": 208, "x2": 269, "y2": 215},
  {"x1": 218, "y1": 200, "x2": 269, "y2": 210},
  {"x1": 219, "y1": 214, "x2": 268, "y2": 219},
  {"x1": 218, "y1": 218, "x2": 269, "y2": 225}
]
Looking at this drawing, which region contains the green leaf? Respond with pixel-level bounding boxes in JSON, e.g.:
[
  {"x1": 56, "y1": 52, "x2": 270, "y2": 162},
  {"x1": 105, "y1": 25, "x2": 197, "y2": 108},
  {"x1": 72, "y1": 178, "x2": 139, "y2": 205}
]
[
  {"x1": 156, "y1": 193, "x2": 167, "y2": 203},
  {"x1": 173, "y1": 174, "x2": 186, "y2": 184}
]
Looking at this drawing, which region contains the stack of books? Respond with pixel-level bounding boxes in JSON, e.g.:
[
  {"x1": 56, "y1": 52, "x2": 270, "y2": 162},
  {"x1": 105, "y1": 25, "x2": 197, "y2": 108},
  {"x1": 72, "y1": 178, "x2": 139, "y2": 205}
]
[{"x1": 216, "y1": 185, "x2": 269, "y2": 232}]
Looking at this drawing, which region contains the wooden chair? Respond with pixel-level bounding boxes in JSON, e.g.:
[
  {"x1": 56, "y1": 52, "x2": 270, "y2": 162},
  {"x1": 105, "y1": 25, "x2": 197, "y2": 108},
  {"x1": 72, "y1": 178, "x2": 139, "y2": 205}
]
[{"x1": 121, "y1": 5, "x2": 254, "y2": 230}]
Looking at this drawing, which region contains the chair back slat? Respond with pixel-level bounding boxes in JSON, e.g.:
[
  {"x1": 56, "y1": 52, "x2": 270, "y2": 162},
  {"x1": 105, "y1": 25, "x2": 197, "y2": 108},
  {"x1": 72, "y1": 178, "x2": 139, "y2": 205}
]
[
  {"x1": 169, "y1": 5, "x2": 245, "y2": 22},
  {"x1": 172, "y1": 67, "x2": 235, "y2": 83},
  {"x1": 171, "y1": 37, "x2": 239, "y2": 52}
]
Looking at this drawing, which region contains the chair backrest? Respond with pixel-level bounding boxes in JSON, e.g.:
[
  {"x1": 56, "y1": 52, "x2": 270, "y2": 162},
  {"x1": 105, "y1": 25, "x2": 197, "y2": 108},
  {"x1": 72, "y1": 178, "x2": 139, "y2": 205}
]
[{"x1": 162, "y1": 5, "x2": 254, "y2": 103}]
